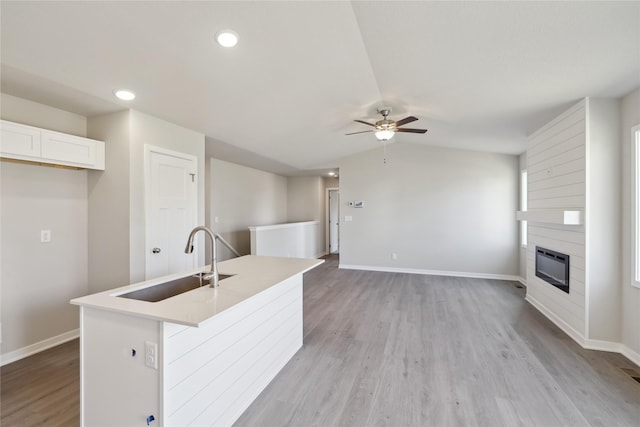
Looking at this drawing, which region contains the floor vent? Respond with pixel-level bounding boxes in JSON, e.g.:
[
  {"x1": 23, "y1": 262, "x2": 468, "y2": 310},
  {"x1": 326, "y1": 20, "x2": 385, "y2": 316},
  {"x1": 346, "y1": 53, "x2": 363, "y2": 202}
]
[{"x1": 620, "y1": 368, "x2": 640, "y2": 384}]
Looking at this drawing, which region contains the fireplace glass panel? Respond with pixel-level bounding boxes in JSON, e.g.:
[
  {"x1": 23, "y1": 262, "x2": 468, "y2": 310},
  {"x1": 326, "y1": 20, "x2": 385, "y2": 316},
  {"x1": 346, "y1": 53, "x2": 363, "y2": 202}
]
[{"x1": 535, "y1": 246, "x2": 570, "y2": 293}]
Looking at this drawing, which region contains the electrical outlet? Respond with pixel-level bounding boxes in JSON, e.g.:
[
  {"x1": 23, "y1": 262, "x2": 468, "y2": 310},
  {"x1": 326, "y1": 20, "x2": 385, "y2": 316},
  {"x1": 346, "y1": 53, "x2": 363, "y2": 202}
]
[
  {"x1": 40, "y1": 229, "x2": 51, "y2": 243},
  {"x1": 145, "y1": 341, "x2": 158, "y2": 369}
]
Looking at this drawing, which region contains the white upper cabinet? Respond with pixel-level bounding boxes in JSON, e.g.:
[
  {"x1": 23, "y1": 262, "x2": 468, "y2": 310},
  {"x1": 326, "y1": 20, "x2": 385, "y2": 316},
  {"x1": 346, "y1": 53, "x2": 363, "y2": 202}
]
[
  {"x1": 41, "y1": 130, "x2": 102, "y2": 168},
  {"x1": 0, "y1": 120, "x2": 105, "y2": 170},
  {"x1": 0, "y1": 120, "x2": 41, "y2": 157}
]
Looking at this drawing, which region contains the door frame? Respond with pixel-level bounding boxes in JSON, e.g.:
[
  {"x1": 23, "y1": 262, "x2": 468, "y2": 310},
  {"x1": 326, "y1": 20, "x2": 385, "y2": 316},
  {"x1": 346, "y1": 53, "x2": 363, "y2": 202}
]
[
  {"x1": 325, "y1": 187, "x2": 340, "y2": 254},
  {"x1": 144, "y1": 144, "x2": 198, "y2": 279}
]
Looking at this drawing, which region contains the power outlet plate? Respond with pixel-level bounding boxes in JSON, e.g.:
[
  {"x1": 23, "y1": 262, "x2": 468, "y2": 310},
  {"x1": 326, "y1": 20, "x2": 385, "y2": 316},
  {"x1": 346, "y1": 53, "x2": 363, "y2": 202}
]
[{"x1": 145, "y1": 341, "x2": 158, "y2": 370}]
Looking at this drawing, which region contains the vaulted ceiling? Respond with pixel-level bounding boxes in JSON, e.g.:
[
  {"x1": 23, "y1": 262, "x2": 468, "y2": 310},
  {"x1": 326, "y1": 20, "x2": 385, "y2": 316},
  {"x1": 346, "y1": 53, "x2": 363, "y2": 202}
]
[{"x1": 2, "y1": 1, "x2": 639, "y2": 175}]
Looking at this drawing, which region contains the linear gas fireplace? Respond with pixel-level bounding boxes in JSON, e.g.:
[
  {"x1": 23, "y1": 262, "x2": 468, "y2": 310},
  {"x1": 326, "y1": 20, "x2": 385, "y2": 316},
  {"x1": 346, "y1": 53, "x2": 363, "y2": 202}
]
[{"x1": 535, "y1": 246, "x2": 570, "y2": 293}]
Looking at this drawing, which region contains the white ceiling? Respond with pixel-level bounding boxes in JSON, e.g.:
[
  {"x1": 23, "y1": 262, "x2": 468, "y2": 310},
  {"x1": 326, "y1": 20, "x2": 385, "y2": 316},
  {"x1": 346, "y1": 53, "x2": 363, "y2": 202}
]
[{"x1": 2, "y1": 1, "x2": 639, "y2": 175}]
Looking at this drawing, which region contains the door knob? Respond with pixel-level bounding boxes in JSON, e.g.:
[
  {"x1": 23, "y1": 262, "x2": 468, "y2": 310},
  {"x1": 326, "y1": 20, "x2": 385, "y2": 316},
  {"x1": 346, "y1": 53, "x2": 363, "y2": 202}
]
[{"x1": 152, "y1": 248, "x2": 161, "y2": 254}]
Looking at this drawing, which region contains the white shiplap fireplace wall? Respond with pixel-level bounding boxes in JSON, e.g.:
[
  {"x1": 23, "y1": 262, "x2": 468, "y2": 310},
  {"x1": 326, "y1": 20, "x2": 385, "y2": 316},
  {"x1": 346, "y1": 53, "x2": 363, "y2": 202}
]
[{"x1": 525, "y1": 98, "x2": 621, "y2": 350}]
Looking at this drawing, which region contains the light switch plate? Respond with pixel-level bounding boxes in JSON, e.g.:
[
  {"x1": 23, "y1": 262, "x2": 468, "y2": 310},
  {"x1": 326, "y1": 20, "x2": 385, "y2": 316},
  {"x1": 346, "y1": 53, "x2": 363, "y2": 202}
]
[{"x1": 40, "y1": 230, "x2": 51, "y2": 243}]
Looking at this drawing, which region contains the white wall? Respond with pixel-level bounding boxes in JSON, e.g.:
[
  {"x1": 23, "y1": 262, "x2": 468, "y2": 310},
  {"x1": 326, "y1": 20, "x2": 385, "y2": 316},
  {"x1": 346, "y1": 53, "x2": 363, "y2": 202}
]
[
  {"x1": 287, "y1": 176, "x2": 325, "y2": 257},
  {"x1": 621, "y1": 87, "x2": 640, "y2": 359},
  {"x1": 250, "y1": 221, "x2": 322, "y2": 258},
  {"x1": 323, "y1": 176, "x2": 340, "y2": 253},
  {"x1": 525, "y1": 98, "x2": 622, "y2": 346},
  {"x1": 208, "y1": 158, "x2": 287, "y2": 260},
  {"x1": 1, "y1": 93, "x2": 89, "y2": 358},
  {"x1": 586, "y1": 99, "x2": 621, "y2": 342},
  {"x1": 287, "y1": 176, "x2": 323, "y2": 222},
  {"x1": 129, "y1": 110, "x2": 205, "y2": 282},
  {"x1": 1, "y1": 99, "x2": 207, "y2": 362},
  {"x1": 87, "y1": 111, "x2": 131, "y2": 293},
  {"x1": 324, "y1": 177, "x2": 339, "y2": 189},
  {"x1": 0, "y1": 93, "x2": 87, "y2": 136},
  {"x1": 88, "y1": 110, "x2": 206, "y2": 290},
  {"x1": 526, "y1": 100, "x2": 589, "y2": 338},
  {"x1": 206, "y1": 160, "x2": 335, "y2": 260},
  {"x1": 519, "y1": 153, "x2": 527, "y2": 281},
  {"x1": 339, "y1": 143, "x2": 519, "y2": 277}
]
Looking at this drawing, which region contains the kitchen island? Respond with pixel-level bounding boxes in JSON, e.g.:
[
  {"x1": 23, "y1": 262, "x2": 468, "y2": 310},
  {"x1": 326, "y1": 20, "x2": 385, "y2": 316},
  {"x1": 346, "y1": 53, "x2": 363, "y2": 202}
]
[{"x1": 71, "y1": 255, "x2": 323, "y2": 427}]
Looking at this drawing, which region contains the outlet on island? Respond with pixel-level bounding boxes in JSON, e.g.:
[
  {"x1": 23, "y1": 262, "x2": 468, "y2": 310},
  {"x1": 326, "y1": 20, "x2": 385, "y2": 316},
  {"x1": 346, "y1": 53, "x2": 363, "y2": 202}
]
[{"x1": 145, "y1": 341, "x2": 158, "y2": 369}]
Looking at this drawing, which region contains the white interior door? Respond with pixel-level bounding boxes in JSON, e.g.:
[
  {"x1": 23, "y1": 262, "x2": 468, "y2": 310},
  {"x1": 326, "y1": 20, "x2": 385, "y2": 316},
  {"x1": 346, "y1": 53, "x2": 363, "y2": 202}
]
[
  {"x1": 329, "y1": 189, "x2": 340, "y2": 253},
  {"x1": 145, "y1": 146, "x2": 197, "y2": 280}
]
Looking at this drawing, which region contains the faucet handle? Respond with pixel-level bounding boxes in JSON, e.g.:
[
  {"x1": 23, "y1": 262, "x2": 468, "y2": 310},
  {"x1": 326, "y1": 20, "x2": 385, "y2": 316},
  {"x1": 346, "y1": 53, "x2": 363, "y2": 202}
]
[{"x1": 192, "y1": 272, "x2": 216, "y2": 281}]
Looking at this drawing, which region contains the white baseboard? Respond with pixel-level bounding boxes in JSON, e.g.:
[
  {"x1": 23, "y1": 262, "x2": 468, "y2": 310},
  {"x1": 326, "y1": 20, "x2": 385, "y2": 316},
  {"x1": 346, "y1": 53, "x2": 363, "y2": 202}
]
[
  {"x1": 575, "y1": 336, "x2": 640, "y2": 369},
  {"x1": 525, "y1": 295, "x2": 640, "y2": 369},
  {"x1": 0, "y1": 328, "x2": 79, "y2": 367},
  {"x1": 583, "y1": 338, "x2": 624, "y2": 353},
  {"x1": 621, "y1": 345, "x2": 640, "y2": 368},
  {"x1": 525, "y1": 294, "x2": 587, "y2": 346},
  {"x1": 338, "y1": 263, "x2": 521, "y2": 282},
  {"x1": 518, "y1": 277, "x2": 527, "y2": 286}
]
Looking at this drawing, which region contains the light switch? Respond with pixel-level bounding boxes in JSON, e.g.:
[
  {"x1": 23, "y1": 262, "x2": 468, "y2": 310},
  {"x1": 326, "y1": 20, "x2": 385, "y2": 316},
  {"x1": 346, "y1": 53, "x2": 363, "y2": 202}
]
[
  {"x1": 345, "y1": 216, "x2": 353, "y2": 222},
  {"x1": 40, "y1": 230, "x2": 51, "y2": 243}
]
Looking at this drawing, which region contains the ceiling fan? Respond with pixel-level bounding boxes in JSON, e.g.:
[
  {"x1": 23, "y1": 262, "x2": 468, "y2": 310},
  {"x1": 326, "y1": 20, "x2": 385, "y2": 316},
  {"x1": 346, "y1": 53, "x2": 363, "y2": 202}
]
[{"x1": 346, "y1": 108, "x2": 428, "y2": 141}]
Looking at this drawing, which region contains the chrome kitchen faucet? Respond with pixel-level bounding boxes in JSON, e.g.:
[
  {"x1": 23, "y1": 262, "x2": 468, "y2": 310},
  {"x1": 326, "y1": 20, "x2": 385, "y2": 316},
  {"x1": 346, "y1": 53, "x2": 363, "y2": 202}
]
[{"x1": 184, "y1": 226, "x2": 240, "y2": 287}]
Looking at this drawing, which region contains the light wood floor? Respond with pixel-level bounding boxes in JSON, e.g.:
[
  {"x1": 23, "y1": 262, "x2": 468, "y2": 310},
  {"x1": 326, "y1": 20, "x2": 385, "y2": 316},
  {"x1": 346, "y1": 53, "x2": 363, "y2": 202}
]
[
  {"x1": 1, "y1": 338, "x2": 79, "y2": 426},
  {"x1": 2, "y1": 254, "x2": 640, "y2": 426}
]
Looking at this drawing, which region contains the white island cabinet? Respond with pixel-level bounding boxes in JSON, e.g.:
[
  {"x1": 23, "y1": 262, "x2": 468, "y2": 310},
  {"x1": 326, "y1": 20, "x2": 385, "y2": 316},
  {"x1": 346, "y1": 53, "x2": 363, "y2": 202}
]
[{"x1": 71, "y1": 255, "x2": 322, "y2": 427}]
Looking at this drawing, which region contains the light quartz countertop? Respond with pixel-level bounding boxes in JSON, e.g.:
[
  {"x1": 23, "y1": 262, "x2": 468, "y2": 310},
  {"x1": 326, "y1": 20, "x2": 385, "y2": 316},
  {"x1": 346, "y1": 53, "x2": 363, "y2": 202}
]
[{"x1": 70, "y1": 255, "x2": 323, "y2": 327}]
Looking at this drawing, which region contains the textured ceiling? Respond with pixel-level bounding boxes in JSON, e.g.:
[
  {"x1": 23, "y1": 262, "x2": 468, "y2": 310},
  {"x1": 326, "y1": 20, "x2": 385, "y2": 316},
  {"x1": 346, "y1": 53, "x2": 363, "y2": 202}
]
[{"x1": 2, "y1": 1, "x2": 639, "y2": 175}]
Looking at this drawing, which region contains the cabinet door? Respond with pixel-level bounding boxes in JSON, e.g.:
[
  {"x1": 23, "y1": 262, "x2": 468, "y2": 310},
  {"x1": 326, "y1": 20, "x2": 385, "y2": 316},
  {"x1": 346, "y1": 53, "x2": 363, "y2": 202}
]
[
  {"x1": 41, "y1": 130, "x2": 101, "y2": 169},
  {"x1": 0, "y1": 121, "x2": 42, "y2": 159}
]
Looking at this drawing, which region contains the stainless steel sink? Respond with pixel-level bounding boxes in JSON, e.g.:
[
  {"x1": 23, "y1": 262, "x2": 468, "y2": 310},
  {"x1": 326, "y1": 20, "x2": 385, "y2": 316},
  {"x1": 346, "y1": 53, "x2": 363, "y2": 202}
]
[{"x1": 117, "y1": 273, "x2": 234, "y2": 302}]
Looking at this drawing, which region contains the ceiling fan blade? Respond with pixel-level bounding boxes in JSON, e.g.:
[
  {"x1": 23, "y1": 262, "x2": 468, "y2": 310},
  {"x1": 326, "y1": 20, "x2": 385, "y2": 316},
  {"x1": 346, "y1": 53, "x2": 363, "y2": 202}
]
[
  {"x1": 354, "y1": 119, "x2": 377, "y2": 127},
  {"x1": 396, "y1": 128, "x2": 428, "y2": 134},
  {"x1": 394, "y1": 116, "x2": 418, "y2": 127},
  {"x1": 345, "y1": 130, "x2": 375, "y2": 135}
]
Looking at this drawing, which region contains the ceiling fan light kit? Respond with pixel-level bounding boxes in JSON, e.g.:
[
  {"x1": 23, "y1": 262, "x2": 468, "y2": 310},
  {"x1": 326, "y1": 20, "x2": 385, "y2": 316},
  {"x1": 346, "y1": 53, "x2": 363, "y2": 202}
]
[
  {"x1": 375, "y1": 129, "x2": 395, "y2": 141},
  {"x1": 346, "y1": 107, "x2": 428, "y2": 141}
]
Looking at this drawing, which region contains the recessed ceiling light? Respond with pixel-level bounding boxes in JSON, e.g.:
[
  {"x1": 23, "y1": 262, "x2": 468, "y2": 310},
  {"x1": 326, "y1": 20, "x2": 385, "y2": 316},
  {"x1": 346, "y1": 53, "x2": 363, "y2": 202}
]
[
  {"x1": 216, "y1": 29, "x2": 239, "y2": 48},
  {"x1": 328, "y1": 172, "x2": 335, "y2": 176},
  {"x1": 114, "y1": 89, "x2": 136, "y2": 101}
]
